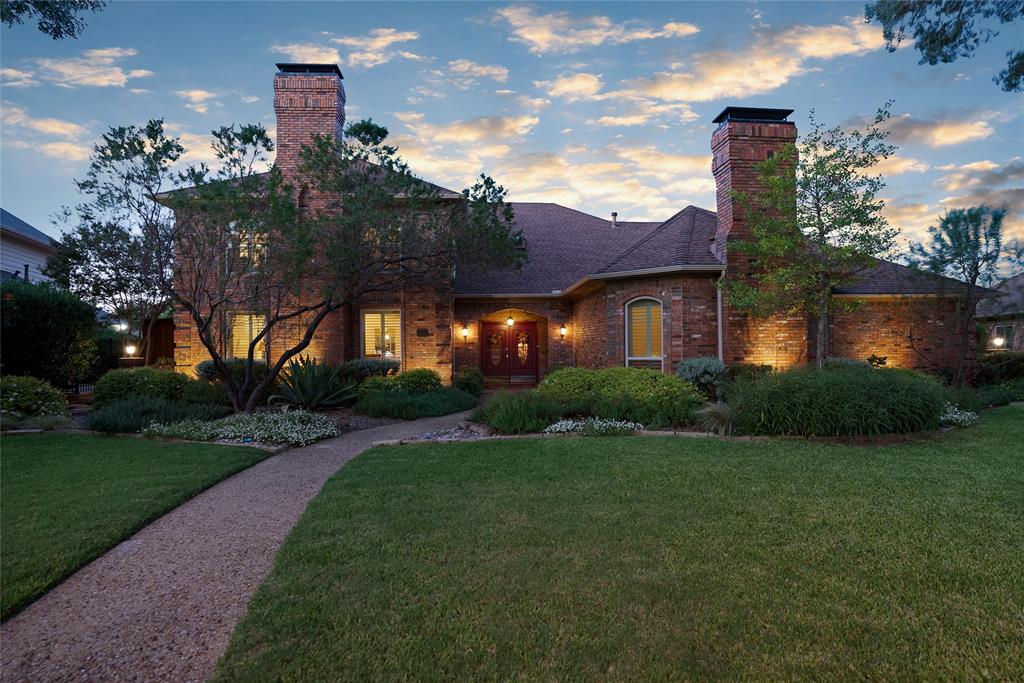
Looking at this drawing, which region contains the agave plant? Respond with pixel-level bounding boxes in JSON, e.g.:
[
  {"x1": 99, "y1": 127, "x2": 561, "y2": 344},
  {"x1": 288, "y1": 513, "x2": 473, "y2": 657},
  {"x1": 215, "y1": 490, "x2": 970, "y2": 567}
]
[{"x1": 268, "y1": 357, "x2": 357, "y2": 410}]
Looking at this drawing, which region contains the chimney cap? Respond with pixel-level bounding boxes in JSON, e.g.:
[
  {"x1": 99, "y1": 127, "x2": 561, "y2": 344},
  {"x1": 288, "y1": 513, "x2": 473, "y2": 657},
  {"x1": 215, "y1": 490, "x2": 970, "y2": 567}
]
[
  {"x1": 712, "y1": 107, "x2": 793, "y2": 124},
  {"x1": 276, "y1": 63, "x2": 344, "y2": 79}
]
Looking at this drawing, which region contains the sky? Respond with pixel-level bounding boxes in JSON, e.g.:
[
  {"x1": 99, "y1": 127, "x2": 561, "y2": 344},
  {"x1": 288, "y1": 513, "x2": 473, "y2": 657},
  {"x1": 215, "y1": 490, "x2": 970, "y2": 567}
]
[{"x1": 1, "y1": 1, "x2": 1022, "y2": 252}]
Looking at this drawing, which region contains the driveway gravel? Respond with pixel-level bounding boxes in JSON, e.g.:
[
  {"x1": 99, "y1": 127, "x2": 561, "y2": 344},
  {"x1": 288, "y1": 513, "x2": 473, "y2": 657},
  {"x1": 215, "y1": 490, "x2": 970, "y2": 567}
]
[{"x1": 0, "y1": 411, "x2": 471, "y2": 683}]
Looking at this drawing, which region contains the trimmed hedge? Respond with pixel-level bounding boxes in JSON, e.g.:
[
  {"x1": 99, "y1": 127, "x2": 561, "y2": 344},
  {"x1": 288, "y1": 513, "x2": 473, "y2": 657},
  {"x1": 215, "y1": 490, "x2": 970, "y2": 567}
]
[
  {"x1": 93, "y1": 367, "x2": 189, "y2": 406},
  {"x1": 1, "y1": 376, "x2": 68, "y2": 417},
  {"x1": 731, "y1": 366, "x2": 945, "y2": 437},
  {"x1": 539, "y1": 367, "x2": 702, "y2": 428},
  {"x1": 87, "y1": 397, "x2": 229, "y2": 434}
]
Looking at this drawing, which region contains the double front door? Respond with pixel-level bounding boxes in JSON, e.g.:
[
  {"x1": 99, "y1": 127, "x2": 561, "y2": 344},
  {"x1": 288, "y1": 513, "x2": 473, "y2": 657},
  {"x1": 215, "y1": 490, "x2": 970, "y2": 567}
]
[{"x1": 480, "y1": 321, "x2": 539, "y2": 382}]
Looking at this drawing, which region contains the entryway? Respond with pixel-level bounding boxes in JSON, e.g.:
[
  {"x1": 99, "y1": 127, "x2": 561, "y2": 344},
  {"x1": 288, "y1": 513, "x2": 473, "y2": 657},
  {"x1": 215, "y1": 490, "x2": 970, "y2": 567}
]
[{"x1": 480, "y1": 321, "x2": 539, "y2": 384}]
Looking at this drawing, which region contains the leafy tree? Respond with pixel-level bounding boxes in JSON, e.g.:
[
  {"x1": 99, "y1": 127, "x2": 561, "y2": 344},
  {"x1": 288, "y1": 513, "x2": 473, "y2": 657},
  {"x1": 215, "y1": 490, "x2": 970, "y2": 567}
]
[
  {"x1": 908, "y1": 206, "x2": 1023, "y2": 385},
  {"x1": 865, "y1": 0, "x2": 1024, "y2": 92},
  {"x1": 0, "y1": 279, "x2": 96, "y2": 387},
  {"x1": 726, "y1": 105, "x2": 899, "y2": 369},
  {"x1": 1, "y1": 0, "x2": 105, "y2": 39},
  {"x1": 46, "y1": 120, "x2": 181, "y2": 361},
  {"x1": 164, "y1": 120, "x2": 523, "y2": 412}
]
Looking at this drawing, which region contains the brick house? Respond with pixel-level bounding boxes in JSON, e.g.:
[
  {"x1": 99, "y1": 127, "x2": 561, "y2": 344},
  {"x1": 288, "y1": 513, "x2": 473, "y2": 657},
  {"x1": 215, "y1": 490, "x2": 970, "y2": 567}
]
[{"x1": 172, "y1": 64, "x2": 969, "y2": 384}]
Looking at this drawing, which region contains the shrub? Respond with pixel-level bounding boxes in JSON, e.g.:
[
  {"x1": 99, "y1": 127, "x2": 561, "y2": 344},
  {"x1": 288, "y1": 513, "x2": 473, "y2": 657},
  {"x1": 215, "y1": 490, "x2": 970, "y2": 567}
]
[
  {"x1": 268, "y1": 357, "x2": 357, "y2": 410},
  {"x1": 976, "y1": 384, "x2": 1011, "y2": 407},
  {"x1": 1000, "y1": 378, "x2": 1024, "y2": 401},
  {"x1": 822, "y1": 357, "x2": 871, "y2": 369},
  {"x1": 730, "y1": 366, "x2": 945, "y2": 437},
  {"x1": 195, "y1": 358, "x2": 272, "y2": 388},
  {"x1": 942, "y1": 385, "x2": 986, "y2": 413},
  {"x1": 939, "y1": 402, "x2": 978, "y2": 428},
  {"x1": 472, "y1": 391, "x2": 565, "y2": 434},
  {"x1": 543, "y1": 418, "x2": 643, "y2": 436},
  {"x1": 727, "y1": 363, "x2": 774, "y2": 385},
  {"x1": 0, "y1": 413, "x2": 76, "y2": 431},
  {"x1": 353, "y1": 387, "x2": 477, "y2": 420},
  {"x1": 393, "y1": 368, "x2": 443, "y2": 395},
  {"x1": 539, "y1": 367, "x2": 701, "y2": 428},
  {"x1": 336, "y1": 358, "x2": 400, "y2": 385},
  {"x1": 0, "y1": 280, "x2": 96, "y2": 387},
  {"x1": 975, "y1": 351, "x2": 1024, "y2": 385},
  {"x1": 0, "y1": 376, "x2": 68, "y2": 417},
  {"x1": 357, "y1": 375, "x2": 397, "y2": 397},
  {"x1": 453, "y1": 367, "x2": 485, "y2": 397},
  {"x1": 181, "y1": 378, "x2": 231, "y2": 406},
  {"x1": 93, "y1": 367, "x2": 189, "y2": 406},
  {"x1": 866, "y1": 354, "x2": 888, "y2": 368},
  {"x1": 87, "y1": 397, "x2": 228, "y2": 433},
  {"x1": 147, "y1": 410, "x2": 338, "y2": 446},
  {"x1": 676, "y1": 357, "x2": 727, "y2": 400}
]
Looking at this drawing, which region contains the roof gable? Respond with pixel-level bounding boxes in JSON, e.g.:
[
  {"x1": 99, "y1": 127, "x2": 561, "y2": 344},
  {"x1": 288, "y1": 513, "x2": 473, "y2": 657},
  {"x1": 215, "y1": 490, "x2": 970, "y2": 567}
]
[{"x1": 1, "y1": 209, "x2": 55, "y2": 249}]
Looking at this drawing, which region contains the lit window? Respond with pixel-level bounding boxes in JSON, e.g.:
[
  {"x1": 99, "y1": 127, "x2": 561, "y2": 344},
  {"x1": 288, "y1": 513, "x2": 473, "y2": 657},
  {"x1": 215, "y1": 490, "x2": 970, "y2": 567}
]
[
  {"x1": 363, "y1": 311, "x2": 401, "y2": 361},
  {"x1": 228, "y1": 313, "x2": 267, "y2": 359},
  {"x1": 626, "y1": 298, "x2": 662, "y2": 369},
  {"x1": 989, "y1": 323, "x2": 1014, "y2": 350}
]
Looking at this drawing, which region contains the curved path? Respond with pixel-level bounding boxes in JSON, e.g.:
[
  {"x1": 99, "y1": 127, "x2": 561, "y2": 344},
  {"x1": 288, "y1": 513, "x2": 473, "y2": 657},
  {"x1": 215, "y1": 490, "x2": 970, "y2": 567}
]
[{"x1": 1, "y1": 412, "x2": 471, "y2": 683}]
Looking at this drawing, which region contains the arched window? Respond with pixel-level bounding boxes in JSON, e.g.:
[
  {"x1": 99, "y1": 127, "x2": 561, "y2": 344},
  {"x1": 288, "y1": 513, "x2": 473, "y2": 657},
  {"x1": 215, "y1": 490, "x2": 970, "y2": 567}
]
[{"x1": 625, "y1": 298, "x2": 662, "y2": 369}]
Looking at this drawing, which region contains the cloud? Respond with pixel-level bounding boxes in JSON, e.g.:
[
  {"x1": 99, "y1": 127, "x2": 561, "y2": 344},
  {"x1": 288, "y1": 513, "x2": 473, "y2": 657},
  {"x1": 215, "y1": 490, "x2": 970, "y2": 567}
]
[
  {"x1": 448, "y1": 59, "x2": 509, "y2": 82},
  {"x1": 495, "y1": 5, "x2": 698, "y2": 54},
  {"x1": 535, "y1": 72, "x2": 606, "y2": 100},
  {"x1": 589, "y1": 101, "x2": 697, "y2": 127},
  {"x1": 883, "y1": 113, "x2": 995, "y2": 148},
  {"x1": 1, "y1": 67, "x2": 35, "y2": 87},
  {"x1": 39, "y1": 141, "x2": 91, "y2": 161},
  {"x1": 398, "y1": 112, "x2": 540, "y2": 144},
  {"x1": 938, "y1": 157, "x2": 1024, "y2": 192},
  {"x1": 882, "y1": 200, "x2": 939, "y2": 242},
  {"x1": 2, "y1": 103, "x2": 85, "y2": 138},
  {"x1": 873, "y1": 155, "x2": 930, "y2": 176},
  {"x1": 516, "y1": 95, "x2": 550, "y2": 111},
  {"x1": 2, "y1": 102, "x2": 90, "y2": 161},
  {"x1": 938, "y1": 187, "x2": 1024, "y2": 241},
  {"x1": 331, "y1": 28, "x2": 420, "y2": 68},
  {"x1": 32, "y1": 47, "x2": 153, "y2": 87},
  {"x1": 174, "y1": 89, "x2": 218, "y2": 114},
  {"x1": 270, "y1": 42, "x2": 341, "y2": 64}
]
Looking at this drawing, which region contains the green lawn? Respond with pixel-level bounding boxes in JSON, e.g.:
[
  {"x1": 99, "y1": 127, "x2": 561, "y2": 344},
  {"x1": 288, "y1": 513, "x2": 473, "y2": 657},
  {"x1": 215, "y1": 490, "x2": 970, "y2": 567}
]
[
  {"x1": 216, "y1": 406, "x2": 1024, "y2": 681},
  {"x1": 1, "y1": 433, "x2": 268, "y2": 620}
]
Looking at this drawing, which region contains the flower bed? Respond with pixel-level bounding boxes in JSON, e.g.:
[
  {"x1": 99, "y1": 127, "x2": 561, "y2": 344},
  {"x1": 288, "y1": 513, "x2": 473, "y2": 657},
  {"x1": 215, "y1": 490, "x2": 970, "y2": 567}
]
[{"x1": 146, "y1": 410, "x2": 338, "y2": 446}]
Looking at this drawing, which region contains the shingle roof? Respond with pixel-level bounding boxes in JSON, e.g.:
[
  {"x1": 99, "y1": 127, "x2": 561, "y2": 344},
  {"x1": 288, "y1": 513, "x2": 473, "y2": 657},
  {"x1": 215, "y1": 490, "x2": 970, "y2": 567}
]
[
  {"x1": 597, "y1": 206, "x2": 719, "y2": 274},
  {"x1": 976, "y1": 272, "x2": 1024, "y2": 317},
  {"x1": 835, "y1": 259, "x2": 971, "y2": 296},
  {"x1": 1, "y1": 208, "x2": 55, "y2": 248}
]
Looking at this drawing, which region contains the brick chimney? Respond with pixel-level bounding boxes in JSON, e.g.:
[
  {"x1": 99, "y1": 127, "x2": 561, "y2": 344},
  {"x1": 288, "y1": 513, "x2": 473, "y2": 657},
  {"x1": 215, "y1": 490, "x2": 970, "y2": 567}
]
[
  {"x1": 273, "y1": 63, "x2": 345, "y2": 178},
  {"x1": 711, "y1": 106, "x2": 807, "y2": 367}
]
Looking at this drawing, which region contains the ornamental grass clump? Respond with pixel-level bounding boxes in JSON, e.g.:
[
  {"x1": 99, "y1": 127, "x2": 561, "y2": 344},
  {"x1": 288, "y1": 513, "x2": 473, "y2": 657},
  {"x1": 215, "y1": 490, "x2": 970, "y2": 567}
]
[
  {"x1": 146, "y1": 410, "x2": 338, "y2": 446},
  {"x1": 471, "y1": 391, "x2": 563, "y2": 434},
  {"x1": 731, "y1": 366, "x2": 945, "y2": 437},
  {"x1": 88, "y1": 397, "x2": 229, "y2": 434}
]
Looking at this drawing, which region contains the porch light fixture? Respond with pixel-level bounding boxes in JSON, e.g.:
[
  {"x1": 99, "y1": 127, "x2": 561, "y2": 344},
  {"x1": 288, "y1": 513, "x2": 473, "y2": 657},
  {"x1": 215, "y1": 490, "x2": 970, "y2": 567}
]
[
  {"x1": 124, "y1": 343, "x2": 138, "y2": 357},
  {"x1": 506, "y1": 316, "x2": 514, "y2": 327},
  {"x1": 559, "y1": 324, "x2": 568, "y2": 340},
  {"x1": 115, "y1": 322, "x2": 128, "y2": 332},
  {"x1": 460, "y1": 324, "x2": 470, "y2": 339},
  {"x1": 993, "y1": 335, "x2": 1005, "y2": 348}
]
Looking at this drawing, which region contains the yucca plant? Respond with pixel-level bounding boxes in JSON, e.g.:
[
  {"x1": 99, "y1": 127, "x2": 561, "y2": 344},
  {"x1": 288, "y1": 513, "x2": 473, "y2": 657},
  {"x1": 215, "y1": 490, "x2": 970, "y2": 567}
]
[{"x1": 268, "y1": 357, "x2": 357, "y2": 410}]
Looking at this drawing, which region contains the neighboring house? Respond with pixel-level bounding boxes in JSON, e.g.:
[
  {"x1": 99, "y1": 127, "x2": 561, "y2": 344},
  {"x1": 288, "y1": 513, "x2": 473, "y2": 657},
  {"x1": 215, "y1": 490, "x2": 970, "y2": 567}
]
[
  {"x1": 1, "y1": 208, "x2": 55, "y2": 283},
  {"x1": 171, "y1": 64, "x2": 970, "y2": 384},
  {"x1": 976, "y1": 272, "x2": 1024, "y2": 352}
]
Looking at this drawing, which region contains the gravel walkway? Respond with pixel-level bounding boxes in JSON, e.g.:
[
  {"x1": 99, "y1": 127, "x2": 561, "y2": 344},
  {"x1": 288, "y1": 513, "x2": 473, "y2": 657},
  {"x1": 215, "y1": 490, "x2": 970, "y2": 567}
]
[{"x1": 0, "y1": 411, "x2": 472, "y2": 683}]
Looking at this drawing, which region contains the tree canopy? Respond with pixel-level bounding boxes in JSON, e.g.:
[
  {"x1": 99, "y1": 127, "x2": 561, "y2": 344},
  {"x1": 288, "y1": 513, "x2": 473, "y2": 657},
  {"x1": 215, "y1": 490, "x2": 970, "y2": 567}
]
[{"x1": 1, "y1": 0, "x2": 106, "y2": 39}]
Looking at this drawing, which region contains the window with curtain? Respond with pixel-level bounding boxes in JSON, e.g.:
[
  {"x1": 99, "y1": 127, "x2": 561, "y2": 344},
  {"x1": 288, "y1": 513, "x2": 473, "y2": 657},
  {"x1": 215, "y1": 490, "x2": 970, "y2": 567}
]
[
  {"x1": 625, "y1": 298, "x2": 662, "y2": 368},
  {"x1": 363, "y1": 311, "x2": 401, "y2": 361},
  {"x1": 228, "y1": 312, "x2": 267, "y2": 359}
]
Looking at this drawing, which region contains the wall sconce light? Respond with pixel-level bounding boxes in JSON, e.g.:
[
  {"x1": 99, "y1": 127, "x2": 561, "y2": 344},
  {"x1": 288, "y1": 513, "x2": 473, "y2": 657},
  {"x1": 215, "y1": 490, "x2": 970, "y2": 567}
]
[
  {"x1": 559, "y1": 324, "x2": 568, "y2": 341},
  {"x1": 124, "y1": 343, "x2": 138, "y2": 357},
  {"x1": 506, "y1": 315, "x2": 514, "y2": 327},
  {"x1": 115, "y1": 322, "x2": 128, "y2": 332},
  {"x1": 460, "y1": 324, "x2": 470, "y2": 340},
  {"x1": 993, "y1": 336, "x2": 1005, "y2": 348}
]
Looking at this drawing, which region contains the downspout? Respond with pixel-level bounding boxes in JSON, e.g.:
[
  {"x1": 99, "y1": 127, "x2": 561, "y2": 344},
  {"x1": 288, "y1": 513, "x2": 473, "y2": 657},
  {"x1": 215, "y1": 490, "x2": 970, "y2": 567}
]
[{"x1": 716, "y1": 270, "x2": 725, "y2": 361}]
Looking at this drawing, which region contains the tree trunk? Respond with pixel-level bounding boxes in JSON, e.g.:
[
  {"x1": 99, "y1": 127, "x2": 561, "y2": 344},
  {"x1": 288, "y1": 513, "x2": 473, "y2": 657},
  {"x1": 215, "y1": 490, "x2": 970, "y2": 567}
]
[
  {"x1": 816, "y1": 295, "x2": 829, "y2": 369},
  {"x1": 954, "y1": 287, "x2": 977, "y2": 387}
]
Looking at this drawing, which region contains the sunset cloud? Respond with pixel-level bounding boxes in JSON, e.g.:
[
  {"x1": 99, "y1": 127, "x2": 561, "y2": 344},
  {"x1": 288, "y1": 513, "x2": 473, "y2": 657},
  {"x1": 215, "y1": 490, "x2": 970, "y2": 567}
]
[
  {"x1": 1, "y1": 67, "x2": 35, "y2": 87},
  {"x1": 884, "y1": 113, "x2": 994, "y2": 148},
  {"x1": 448, "y1": 59, "x2": 509, "y2": 83},
  {"x1": 27, "y1": 47, "x2": 153, "y2": 88},
  {"x1": 332, "y1": 28, "x2": 421, "y2": 68},
  {"x1": 174, "y1": 88, "x2": 218, "y2": 114},
  {"x1": 270, "y1": 42, "x2": 340, "y2": 64},
  {"x1": 937, "y1": 157, "x2": 1024, "y2": 192}
]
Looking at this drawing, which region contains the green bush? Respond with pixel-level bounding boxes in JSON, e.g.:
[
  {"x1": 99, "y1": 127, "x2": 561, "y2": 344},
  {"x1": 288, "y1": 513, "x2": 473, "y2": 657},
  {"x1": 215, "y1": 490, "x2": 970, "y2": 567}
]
[
  {"x1": 727, "y1": 363, "x2": 774, "y2": 384},
  {"x1": 731, "y1": 366, "x2": 945, "y2": 437},
  {"x1": 471, "y1": 390, "x2": 563, "y2": 434},
  {"x1": 393, "y1": 368, "x2": 443, "y2": 394},
  {"x1": 942, "y1": 385, "x2": 986, "y2": 413},
  {"x1": 87, "y1": 397, "x2": 228, "y2": 434},
  {"x1": 976, "y1": 384, "x2": 1011, "y2": 407},
  {"x1": 0, "y1": 376, "x2": 68, "y2": 417},
  {"x1": 975, "y1": 351, "x2": 1024, "y2": 385},
  {"x1": 337, "y1": 358, "x2": 400, "y2": 385},
  {"x1": 823, "y1": 357, "x2": 871, "y2": 369},
  {"x1": 453, "y1": 367, "x2": 485, "y2": 397},
  {"x1": 999, "y1": 378, "x2": 1024, "y2": 401},
  {"x1": 93, "y1": 367, "x2": 189, "y2": 406},
  {"x1": 269, "y1": 357, "x2": 356, "y2": 410},
  {"x1": 0, "y1": 280, "x2": 96, "y2": 387},
  {"x1": 354, "y1": 387, "x2": 477, "y2": 420},
  {"x1": 0, "y1": 412, "x2": 75, "y2": 431},
  {"x1": 676, "y1": 357, "x2": 727, "y2": 400},
  {"x1": 146, "y1": 410, "x2": 338, "y2": 446},
  {"x1": 539, "y1": 367, "x2": 701, "y2": 428},
  {"x1": 195, "y1": 358, "x2": 272, "y2": 387},
  {"x1": 357, "y1": 375, "x2": 396, "y2": 397},
  {"x1": 181, "y1": 379, "x2": 231, "y2": 406}
]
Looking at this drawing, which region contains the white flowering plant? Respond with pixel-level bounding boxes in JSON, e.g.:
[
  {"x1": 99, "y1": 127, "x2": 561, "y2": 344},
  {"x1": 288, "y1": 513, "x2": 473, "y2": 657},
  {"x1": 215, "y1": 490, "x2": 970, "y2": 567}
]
[
  {"x1": 146, "y1": 410, "x2": 338, "y2": 446},
  {"x1": 1, "y1": 376, "x2": 68, "y2": 418},
  {"x1": 939, "y1": 402, "x2": 978, "y2": 428},
  {"x1": 543, "y1": 418, "x2": 644, "y2": 436}
]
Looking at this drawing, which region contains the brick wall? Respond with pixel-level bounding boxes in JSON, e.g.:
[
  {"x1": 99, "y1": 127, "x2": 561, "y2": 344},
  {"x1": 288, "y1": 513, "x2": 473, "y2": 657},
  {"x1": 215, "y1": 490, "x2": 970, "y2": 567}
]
[
  {"x1": 830, "y1": 297, "x2": 967, "y2": 373},
  {"x1": 572, "y1": 289, "x2": 609, "y2": 368}
]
